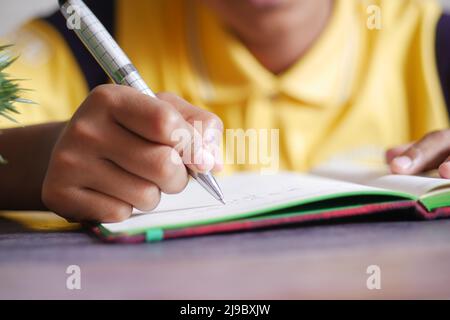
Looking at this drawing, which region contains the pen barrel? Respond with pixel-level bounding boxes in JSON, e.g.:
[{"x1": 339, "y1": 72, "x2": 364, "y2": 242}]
[{"x1": 59, "y1": 0, "x2": 156, "y2": 97}]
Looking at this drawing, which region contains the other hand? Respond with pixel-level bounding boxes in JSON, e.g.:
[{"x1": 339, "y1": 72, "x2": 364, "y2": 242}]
[{"x1": 386, "y1": 129, "x2": 450, "y2": 179}]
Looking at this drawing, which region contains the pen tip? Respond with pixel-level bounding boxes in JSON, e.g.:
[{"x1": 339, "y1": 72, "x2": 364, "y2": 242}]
[{"x1": 220, "y1": 199, "x2": 226, "y2": 205}]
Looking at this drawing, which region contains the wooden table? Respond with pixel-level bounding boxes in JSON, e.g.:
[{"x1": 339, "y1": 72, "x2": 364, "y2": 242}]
[{"x1": 1, "y1": 211, "x2": 450, "y2": 299}]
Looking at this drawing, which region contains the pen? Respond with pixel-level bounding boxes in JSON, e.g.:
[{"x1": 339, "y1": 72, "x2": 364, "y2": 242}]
[{"x1": 58, "y1": 0, "x2": 225, "y2": 205}]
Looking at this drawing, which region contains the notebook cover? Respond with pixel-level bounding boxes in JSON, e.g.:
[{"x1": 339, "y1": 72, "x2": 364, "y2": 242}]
[{"x1": 90, "y1": 201, "x2": 450, "y2": 244}]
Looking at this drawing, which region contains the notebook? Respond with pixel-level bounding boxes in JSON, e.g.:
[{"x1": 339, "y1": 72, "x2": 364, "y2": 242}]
[{"x1": 94, "y1": 160, "x2": 450, "y2": 243}]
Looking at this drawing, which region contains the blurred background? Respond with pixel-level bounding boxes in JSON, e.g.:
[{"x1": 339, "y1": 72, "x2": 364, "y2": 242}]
[
  {"x1": 0, "y1": 0, "x2": 450, "y2": 36},
  {"x1": 0, "y1": 0, "x2": 57, "y2": 35}
]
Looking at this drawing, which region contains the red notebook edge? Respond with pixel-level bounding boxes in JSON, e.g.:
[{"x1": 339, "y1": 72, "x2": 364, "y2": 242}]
[{"x1": 89, "y1": 201, "x2": 450, "y2": 244}]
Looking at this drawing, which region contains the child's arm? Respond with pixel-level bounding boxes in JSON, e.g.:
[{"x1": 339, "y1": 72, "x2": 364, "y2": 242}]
[
  {"x1": 0, "y1": 85, "x2": 223, "y2": 222},
  {"x1": 0, "y1": 122, "x2": 64, "y2": 210}
]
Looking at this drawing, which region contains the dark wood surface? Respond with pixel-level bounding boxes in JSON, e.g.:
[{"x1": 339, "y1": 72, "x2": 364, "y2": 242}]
[{"x1": 1, "y1": 211, "x2": 450, "y2": 299}]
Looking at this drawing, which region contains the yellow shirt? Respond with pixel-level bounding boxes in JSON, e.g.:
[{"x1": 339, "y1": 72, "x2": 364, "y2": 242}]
[{"x1": 1, "y1": 0, "x2": 449, "y2": 174}]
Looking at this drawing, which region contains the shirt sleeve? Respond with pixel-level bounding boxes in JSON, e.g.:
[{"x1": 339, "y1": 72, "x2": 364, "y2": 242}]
[{"x1": 0, "y1": 19, "x2": 89, "y2": 128}]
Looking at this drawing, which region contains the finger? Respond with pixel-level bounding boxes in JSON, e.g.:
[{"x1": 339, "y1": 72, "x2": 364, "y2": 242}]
[
  {"x1": 439, "y1": 156, "x2": 450, "y2": 179},
  {"x1": 90, "y1": 85, "x2": 192, "y2": 147},
  {"x1": 82, "y1": 158, "x2": 161, "y2": 212},
  {"x1": 64, "y1": 108, "x2": 190, "y2": 193},
  {"x1": 43, "y1": 150, "x2": 157, "y2": 215},
  {"x1": 390, "y1": 130, "x2": 450, "y2": 175},
  {"x1": 46, "y1": 186, "x2": 132, "y2": 223},
  {"x1": 104, "y1": 122, "x2": 190, "y2": 194},
  {"x1": 386, "y1": 144, "x2": 412, "y2": 164},
  {"x1": 93, "y1": 86, "x2": 217, "y2": 173},
  {"x1": 157, "y1": 92, "x2": 224, "y2": 172},
  {"x1": 157, "y1": 92, "x2": 224, "y2": 133}
]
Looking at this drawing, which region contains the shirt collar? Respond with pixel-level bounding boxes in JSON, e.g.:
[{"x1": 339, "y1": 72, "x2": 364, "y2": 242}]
[{"x1": 194, "y1": 0, "x2": 361, "y2": 108}]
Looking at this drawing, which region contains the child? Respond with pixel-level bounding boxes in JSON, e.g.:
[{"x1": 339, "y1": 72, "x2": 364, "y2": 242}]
[{"x1": 0, "y1": 0, "x2": 449, "y2": 222}]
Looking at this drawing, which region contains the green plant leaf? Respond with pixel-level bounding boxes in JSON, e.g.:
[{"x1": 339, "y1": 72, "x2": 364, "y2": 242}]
[{"x1": 0, "y1": 44, "x2": 32, "y2": 164}]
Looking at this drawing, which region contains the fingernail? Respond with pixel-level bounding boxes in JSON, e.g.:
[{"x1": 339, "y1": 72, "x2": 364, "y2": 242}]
[
  {"x1": 203, "y1": 129, "x2": 223, "y2": 171},
  {"x1": 393, "y1": 156, "x2": 413, "y2": 170},
  {"x1": 439, "y1": 162, "x2": 450, "y2": 179},
  {"x1": 214, "y1": 155, "x2": 224, "y2": 172},
  {"x1": 203, "y1": 130, "x2": 216, "y2": 145},
  {"x1": 196, "y1": 149, "x2": 215, "y2": 172}
]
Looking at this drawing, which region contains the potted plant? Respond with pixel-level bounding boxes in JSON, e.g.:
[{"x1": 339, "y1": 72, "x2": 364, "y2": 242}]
[{"x1": 0, "y1": 45, "x2": 31, "y2": 164}]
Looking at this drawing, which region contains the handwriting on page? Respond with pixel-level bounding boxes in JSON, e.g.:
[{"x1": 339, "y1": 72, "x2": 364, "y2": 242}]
[{"x1": 104, "y1": 173, "x2": 380, "y2": 233}]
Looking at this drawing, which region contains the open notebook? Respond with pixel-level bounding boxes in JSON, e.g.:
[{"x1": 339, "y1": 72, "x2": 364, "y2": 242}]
[{"x1": 95, "y1": 162, "x2": 450, "y2": 243}]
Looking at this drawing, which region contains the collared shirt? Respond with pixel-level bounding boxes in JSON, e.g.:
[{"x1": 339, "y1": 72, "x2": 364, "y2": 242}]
[{"x1": 1, "y1": 0, "x2": 449, "y2": 174}]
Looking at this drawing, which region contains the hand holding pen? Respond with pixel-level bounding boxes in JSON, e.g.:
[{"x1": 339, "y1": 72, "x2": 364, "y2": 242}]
[{"x1": 41, "y1": 0, "x2": 225, "y2": 223}]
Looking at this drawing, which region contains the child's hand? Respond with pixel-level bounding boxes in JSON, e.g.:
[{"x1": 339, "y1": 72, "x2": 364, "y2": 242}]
[
  {"x1": 386, "y1": 129, "x2": 450, "y2": 179},
  {"x1": 42, "y1": 85, "x2": 223, "y2": 223}
]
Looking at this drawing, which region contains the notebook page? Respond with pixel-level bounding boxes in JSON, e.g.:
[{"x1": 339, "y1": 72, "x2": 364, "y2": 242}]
[
  {"x1": 101, "y1": 172, "x2": 385, "y2": 234},
  {"x1": 312, "y1": 162, "x2": 450, "y2": 197}
]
